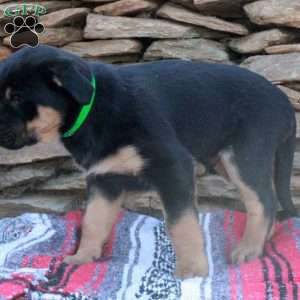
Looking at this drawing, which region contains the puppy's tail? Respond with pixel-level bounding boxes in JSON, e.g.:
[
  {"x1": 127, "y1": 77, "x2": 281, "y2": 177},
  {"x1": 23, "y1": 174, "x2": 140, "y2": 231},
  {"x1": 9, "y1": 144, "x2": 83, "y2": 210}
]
[{"x1": 275, "y1": 122, "x2": 298, "y2": 221}]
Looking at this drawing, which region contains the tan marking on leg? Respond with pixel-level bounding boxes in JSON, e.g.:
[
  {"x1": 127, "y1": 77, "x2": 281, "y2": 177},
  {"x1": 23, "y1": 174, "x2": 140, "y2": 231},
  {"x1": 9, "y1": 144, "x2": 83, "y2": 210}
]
[
  {"x1": 63, "y1": 191, "x2": 123, "y2": 265},
  {"x1": 220, "y1": 150, "x2": 269, "y2": 264},
  {"x1": 168, "y1": 211, "x2": 208, "y2": 279},
  {"x1": 27, "y1": 106, "x2": 62, "y2": 143},
  {"x1": 87, "y1": 146, "x2": 145, "y2": 176}
]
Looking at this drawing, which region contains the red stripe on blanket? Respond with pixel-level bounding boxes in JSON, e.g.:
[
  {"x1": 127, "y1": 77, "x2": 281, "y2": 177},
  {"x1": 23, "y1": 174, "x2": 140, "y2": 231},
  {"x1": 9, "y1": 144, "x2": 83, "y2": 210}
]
[
  {"x1": 60, "y1": 211, "x2": 82, "y2": 255},
  {"x1": 226, "y1": 211, "x2": 300, "y2": 300},
  {"x1": 227, "y1": 211, "x2": 268, "y2": 300},
  {"x1": 0, "y1": 280, "x2": 28, "y2": 299},
  {"x1": 52, "y1": 211, "x2": 125, "y2": 293}
]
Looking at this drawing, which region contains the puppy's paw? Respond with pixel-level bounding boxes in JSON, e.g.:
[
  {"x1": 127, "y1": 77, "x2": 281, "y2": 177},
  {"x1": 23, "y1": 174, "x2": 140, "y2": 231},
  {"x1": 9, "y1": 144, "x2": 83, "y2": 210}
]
[
  {"x1": 175, "y1": 254, "x2": 209, "y2": 279},
  {"x1": 63, "y1": 249, "x2": 101, "y2": 265},
  {"x1": 231, "y1": 240, "x2": 264, "y2": 265}
]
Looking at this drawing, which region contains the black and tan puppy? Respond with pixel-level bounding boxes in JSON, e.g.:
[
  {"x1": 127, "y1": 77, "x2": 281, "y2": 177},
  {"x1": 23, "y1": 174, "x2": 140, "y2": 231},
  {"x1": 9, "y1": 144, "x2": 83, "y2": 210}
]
[{"x1": 0, "y1": 45, "x2": 297, "y2": 278}]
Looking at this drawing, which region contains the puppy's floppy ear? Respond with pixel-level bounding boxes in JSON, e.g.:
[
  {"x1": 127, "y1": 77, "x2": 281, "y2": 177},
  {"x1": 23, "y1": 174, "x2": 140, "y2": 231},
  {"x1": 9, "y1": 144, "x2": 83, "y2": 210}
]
[{"x1": 47, "y1": 58, "x2": 94, "y2": 104}]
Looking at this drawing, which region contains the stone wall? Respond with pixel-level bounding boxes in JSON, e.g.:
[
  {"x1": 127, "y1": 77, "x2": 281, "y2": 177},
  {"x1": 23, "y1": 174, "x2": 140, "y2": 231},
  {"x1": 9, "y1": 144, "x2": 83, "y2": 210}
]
[{"x1": 0, "y1": 0, "x2": 300, "y2": 216}]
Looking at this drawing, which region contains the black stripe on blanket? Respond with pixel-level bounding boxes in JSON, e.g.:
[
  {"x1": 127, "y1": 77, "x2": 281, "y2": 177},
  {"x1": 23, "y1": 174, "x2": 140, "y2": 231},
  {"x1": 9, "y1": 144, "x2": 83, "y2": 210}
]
[
  {"x1": 261, "y1": 257, "x2": 273, "y2": 300},
  {"x1": 266, "y1": 249, "x2": 287, "y2": 299},
  {"x1": 43, "y1": 263, "x2": 79, "y2": 289},
  {"x1": 270, "y1": 241, "x2": 298, "y2": 300}
]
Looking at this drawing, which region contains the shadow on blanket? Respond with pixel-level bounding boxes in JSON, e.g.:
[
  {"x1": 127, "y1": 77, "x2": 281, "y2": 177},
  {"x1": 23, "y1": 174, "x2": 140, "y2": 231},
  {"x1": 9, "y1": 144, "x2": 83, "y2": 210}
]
[{"x1": 0, "y1": 210, "x2": 299, "y2": 300}]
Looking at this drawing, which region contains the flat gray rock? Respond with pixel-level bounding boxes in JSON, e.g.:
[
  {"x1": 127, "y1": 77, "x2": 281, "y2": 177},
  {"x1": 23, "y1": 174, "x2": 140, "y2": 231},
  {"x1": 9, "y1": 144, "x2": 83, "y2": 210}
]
[
  {"x1": 37, "y1": 172, "x2": 85, "y2": 191},
  {"x1": 84, "y1": 13, "x2": 229, "y2": 39},
  {"x1": 241, "y1": 53, "x2": 300, "y2": 84},
  {"x1": 144, "y1": 38, "x2": 230, "y2": 63},
  {"x1": 265, "y1": 44, "x2": 300, "y2": 54},
  {"x1": 0, "y1": 194, "x2": 82, "y2": 217},
  {"x1": 63, "y1": 39, "x2": 143, "y2": 58},
  {"x1": 94, "y1": 0, "x2": 159, "y2": 16},
  {"x1": 244, "y1": 0, "x2": 300, "y2": 28},
  {"x1": 37, "y1": 27, "x2": 83, "y2": 47},
  {"x1": 0, "y1": 163, "x2": 55, "y2": 190},
  {"x1": 157, "y1": 3, "x2": 249, "y2": 35},
  {"x1": 41, "y1": 7, "x2": 90, "y2": 27},
  {"x1": 229, "y1": 29, "x2": 298, "y2": 54},
  {"x1": 0, "y1": 142, "x2": 69, "y2": 165}
]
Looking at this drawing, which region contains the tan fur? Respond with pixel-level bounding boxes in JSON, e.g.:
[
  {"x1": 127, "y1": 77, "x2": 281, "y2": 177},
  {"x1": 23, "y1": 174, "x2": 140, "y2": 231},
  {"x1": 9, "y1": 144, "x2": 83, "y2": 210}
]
[
  {"x1": 27, "y1": 106, "x2": 62, "y2": 143},
  {"x1": 220, "y1": 150, "x2": 269, "y2": 264},
  {"x1": 213, "y1": 158, "x2": 230, "y2": 181},
  {"x1": 87, "y1": 146, "x2": 145, "y2": 176},
  {"x1": 168, "y1": 211, "x2": 208, "y2": 278},
  {"x1": 64, "y1": 191, "x2": 123, "y2": 265}
]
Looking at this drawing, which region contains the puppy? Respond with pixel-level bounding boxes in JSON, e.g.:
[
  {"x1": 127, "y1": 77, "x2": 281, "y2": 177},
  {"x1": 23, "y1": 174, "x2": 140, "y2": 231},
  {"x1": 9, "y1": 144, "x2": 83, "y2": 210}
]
[{"x1": 0, "y1": 45, "x2": 297, "y2": 279}]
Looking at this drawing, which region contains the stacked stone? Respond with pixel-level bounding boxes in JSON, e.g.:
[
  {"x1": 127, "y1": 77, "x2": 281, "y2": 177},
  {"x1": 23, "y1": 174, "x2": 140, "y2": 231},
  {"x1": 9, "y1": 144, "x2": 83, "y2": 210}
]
[{"x1": 0, "y1": 0, "x2": 299, "y2": 216}]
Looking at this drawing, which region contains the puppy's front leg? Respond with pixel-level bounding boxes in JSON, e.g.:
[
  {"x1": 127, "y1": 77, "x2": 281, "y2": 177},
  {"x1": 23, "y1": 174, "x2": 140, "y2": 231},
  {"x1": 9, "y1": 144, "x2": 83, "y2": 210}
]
[
  {"x1": 150, "y1": 146, "x2": 208, "y2": 279},
  {"x1": 64, "y1": 174, "x2": 123, "y2": 264}
]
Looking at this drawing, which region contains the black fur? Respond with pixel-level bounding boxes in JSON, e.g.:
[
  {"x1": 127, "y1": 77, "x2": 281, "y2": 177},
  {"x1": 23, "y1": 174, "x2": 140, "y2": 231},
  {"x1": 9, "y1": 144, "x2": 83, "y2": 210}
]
[{"x1": 0, "y1": 44, "x2": 297, "y2": 226}]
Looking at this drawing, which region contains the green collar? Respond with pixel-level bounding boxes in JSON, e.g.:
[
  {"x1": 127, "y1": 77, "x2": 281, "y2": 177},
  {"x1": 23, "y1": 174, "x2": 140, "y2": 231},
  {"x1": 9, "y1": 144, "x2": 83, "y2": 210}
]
[{"x1": 63, "y1": 75, "x2": 96, "y2": 138}]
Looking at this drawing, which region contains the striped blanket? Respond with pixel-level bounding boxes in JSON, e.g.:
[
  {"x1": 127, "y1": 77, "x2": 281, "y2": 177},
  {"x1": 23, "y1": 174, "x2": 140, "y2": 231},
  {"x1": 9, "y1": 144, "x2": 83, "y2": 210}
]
[{"x1": 0, "y1": 209, "x2": 299, "y2": 300}]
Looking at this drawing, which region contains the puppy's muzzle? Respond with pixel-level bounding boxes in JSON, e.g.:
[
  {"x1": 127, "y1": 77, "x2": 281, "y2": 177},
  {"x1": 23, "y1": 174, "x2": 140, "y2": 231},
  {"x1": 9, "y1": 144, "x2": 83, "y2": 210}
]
[{"x1": 0, "y1": 122, "x2": 37, "y2": 150}]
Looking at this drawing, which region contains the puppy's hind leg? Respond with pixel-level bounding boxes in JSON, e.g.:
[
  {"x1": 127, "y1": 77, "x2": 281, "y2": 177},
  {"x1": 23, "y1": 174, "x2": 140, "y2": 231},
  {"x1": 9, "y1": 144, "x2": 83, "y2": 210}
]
[{"x1": 220, "y1": 144, "x2": 276, "y2": 264}]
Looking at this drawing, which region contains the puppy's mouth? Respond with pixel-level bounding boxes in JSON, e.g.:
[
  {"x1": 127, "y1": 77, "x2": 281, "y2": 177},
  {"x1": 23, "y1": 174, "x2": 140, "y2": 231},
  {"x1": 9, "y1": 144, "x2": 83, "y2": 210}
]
[{"x1": 0, "y1": 127, "x2": 38, "y2": 150}]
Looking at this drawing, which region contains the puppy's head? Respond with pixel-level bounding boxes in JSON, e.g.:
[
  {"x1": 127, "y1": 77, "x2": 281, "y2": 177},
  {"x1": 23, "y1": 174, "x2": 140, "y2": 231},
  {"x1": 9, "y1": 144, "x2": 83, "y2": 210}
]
[{"x1": 0, "y1": 45, "x2": 94, "y2": 149}]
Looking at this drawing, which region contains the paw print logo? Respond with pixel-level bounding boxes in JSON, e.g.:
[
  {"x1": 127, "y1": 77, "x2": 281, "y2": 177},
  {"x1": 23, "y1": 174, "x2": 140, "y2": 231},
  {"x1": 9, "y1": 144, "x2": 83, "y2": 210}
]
[{"x1": 4, "y1": 16, "x2": 44, "y2": 48}]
